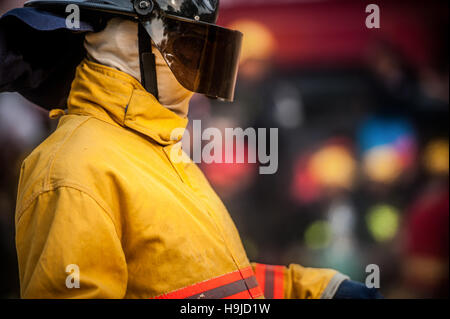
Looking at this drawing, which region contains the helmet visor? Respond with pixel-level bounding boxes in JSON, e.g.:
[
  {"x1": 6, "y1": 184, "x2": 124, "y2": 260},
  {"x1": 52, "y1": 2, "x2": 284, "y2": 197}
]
[{"x1": 141, "y1": 11, "x2": 243, "y2": 102}]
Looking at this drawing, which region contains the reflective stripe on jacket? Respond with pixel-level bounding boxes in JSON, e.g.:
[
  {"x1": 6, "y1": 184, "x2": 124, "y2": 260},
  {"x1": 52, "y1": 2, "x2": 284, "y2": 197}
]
[{"x1": 15, "y1": 59, "x2": 347, "y2": 299}]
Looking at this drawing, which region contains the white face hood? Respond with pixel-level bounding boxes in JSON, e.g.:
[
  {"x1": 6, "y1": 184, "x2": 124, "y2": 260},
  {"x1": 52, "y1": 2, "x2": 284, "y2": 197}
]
[{"x1": 84, "y1": 18, "x2": 193, "y2": 118}]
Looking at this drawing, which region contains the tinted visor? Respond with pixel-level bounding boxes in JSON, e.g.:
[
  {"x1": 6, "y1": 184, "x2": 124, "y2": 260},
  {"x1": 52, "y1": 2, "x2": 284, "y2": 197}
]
[{"x1": 141, "y1": 11, "x2": 243, "y2": 102}]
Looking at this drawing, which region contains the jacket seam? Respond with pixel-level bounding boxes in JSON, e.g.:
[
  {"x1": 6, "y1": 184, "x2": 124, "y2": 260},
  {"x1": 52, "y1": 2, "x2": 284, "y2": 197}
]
[
  {"x1": 69, "y1": 111, "x2": 125, "y2": 131},
  {"x1": 124, "y1": 120, "x2": 174, "y2": 146},
  {"x1": 43, "y1": 116, "x2": 93, "y2": 190},
  {"x1": 16, "y1": 184, "x2": 121, "y2": 240}
]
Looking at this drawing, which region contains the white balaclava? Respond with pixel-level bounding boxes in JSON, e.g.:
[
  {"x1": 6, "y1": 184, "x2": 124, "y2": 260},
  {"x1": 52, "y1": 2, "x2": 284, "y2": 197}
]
[{"x1": 84, "y1": 18, "x2": 194, "y2": 118}]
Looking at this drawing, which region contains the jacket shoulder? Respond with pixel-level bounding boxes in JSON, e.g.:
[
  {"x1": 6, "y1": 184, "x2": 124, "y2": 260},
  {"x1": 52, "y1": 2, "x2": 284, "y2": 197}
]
[{"x1": 16, "y1": 115, "x2": 125, "y2": 213}]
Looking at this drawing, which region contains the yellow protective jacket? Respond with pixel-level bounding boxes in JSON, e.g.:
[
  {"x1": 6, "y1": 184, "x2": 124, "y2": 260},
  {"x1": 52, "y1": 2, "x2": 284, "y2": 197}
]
[{"x1": 15, "y1": 60, "x2": 348, "y2": 299}]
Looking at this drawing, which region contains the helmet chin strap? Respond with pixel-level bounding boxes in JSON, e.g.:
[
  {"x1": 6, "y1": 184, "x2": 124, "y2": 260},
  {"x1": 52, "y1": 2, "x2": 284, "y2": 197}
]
[
  {"x1": 138, "y1": 23, "x2": 159, "y2": 100},
  {"x1": 133, "y1": 0, "x2": 159, "y2": 100}
]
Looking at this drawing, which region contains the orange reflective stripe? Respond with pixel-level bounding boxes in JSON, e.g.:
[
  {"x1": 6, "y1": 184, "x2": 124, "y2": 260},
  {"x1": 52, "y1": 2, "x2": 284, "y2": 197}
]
[
  {"x1": 254, "y1": 263, "x2": 285, "y2": 299},
  {"x1": 154, "y1": 266, "x2": 263, "y2": 299},
  {"x1": 254, "y1": 263, "x2": 266, "y2": 294},
  {"x1": 240, "y1": 266, "x2": 256, "y2": 279},
  {"x1": 239, "y1": 266, "x2": 263, "y2": 299},
  {"x1": 273, "y1": 265, "x2": 285, "y2": 299},
  {"x1": 248, "y1": 285, "x2": 265, "y2": 299}
]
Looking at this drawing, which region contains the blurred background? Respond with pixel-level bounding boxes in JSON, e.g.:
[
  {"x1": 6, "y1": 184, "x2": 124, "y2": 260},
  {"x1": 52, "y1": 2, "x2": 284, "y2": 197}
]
[{"x1": 0, "y1": 0, "x2": 448, "y2": 298}]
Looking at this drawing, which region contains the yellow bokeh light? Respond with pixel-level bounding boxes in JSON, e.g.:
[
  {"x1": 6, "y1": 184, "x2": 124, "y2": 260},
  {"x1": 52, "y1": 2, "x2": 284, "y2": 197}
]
[
  {"x1": 228, "y1": 19, "x2": 276, "y2": 64},
  {"x1": 363, "y1": 146, "x2": 402, "y2": 183},
  {"x1": 309, "y1": 145, "x2": 356, "y2": 189},
  {"x1": 424, "y1": 139, "x2": 449, "y2": 175}
]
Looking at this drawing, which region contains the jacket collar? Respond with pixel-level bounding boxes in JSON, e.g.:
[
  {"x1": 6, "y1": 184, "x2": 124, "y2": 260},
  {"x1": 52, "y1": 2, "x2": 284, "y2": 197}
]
[{"x1": 67, "y1": 59, "x2": 188, "y2": 146}]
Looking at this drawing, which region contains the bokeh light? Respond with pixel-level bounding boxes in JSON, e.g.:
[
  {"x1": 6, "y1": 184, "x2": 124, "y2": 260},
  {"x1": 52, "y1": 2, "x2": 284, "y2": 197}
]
[
  {"x1": 366, "y1": 205, "x2": 400, "y2": 242},
  {"x1": 304, "y1": 221, "x2": 332, "y2": 250},
  {"x1": 359, "y1": 117, "x2": 417, "y2": 184},
  {"x1": 228, "y1": 19, "x2": 276, "y2": 64},
  {"x1": 309, "y1": 144, "x2": 356, "y2": 190},
  {"x1": 291, "y1": 142, "x2": 356, "y2": 204},
  {"x1": 291, "y1": 154, "x2": 322, "y2": 204},
  {"x1": 424, "y1": 139, "x2": 449, "y2": 175},
  {"x1": 227, "y1": 19, "x2": 276, "y2": 80},
  {"x1": 363, "y1": 146, "x2": 403, "y2": 184}
]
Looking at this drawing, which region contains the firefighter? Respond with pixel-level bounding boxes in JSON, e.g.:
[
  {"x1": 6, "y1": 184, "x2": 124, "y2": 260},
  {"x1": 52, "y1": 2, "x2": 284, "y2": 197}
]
[{"x1": 0, "y1": 0, "x2": 380, "y2": 299}]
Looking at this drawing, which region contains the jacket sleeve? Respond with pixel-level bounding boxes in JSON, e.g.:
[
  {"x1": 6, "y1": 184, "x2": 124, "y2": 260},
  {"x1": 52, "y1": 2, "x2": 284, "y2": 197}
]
[
  {"x1": 252, "y1": 263, "x2": 349, "y2": 299},
  {"x1": 16, "y1": 186, "x2": 128, "y2": 299}
]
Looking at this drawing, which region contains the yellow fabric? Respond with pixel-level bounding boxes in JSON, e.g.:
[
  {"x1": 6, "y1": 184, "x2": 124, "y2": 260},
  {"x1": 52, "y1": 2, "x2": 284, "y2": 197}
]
[
  {"x1": 250, "y1": 263, "x2": 339, "y2": 299},
  {"x1": 15, "y1": 59, "x2": 338, "y2": 299},
  {"x1": 284, "y1": 265, "x2": 339, "y2": 299},
  {"x1": 48, "y1": 109, "x2": 66, "y2": 120}
]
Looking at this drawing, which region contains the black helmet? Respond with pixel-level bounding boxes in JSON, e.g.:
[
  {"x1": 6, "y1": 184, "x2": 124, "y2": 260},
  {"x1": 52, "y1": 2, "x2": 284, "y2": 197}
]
[
  {"x1": 0, "y1": 0, "x2": 243, "y2": 109},
  {"x1": 26, "y1": 0, "x2": 220, "y2": 23}
]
